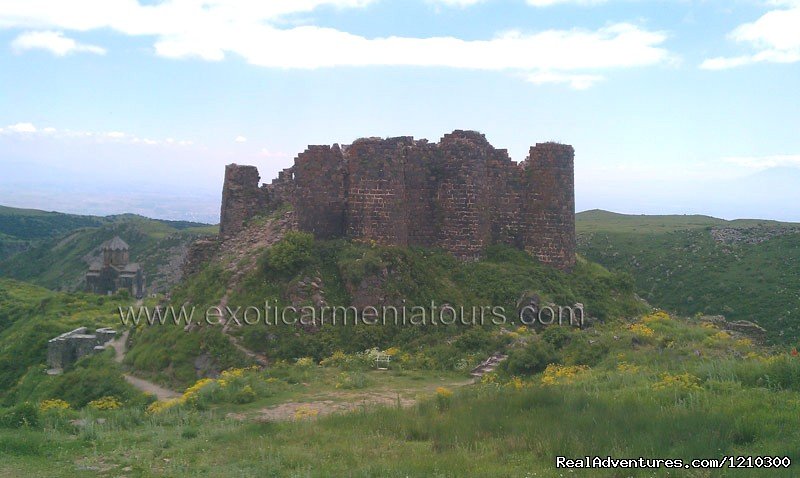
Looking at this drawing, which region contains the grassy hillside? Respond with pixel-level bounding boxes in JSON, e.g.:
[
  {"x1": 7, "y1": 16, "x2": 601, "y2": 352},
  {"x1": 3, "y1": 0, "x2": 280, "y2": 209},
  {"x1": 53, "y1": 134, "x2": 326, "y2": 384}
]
[
  {"x1": 0, "y1": 207, "x2": 217, "y2": 293},
  {"x1": 0, "y1": 279, "x2": 141, "y2": 401},
  {"x1": 577, "y1": 210, "x2": 800, "y2": 344},
  {"x1": 0, "y1": 206, "x2": 106, "y2": 260},
  {"x1": 125, "y1": 230, "x2": 647, "y2": 389}
]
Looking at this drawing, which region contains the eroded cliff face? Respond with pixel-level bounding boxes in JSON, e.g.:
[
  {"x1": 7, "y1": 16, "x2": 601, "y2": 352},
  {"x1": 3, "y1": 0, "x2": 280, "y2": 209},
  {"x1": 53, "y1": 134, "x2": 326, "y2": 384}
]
[{"x1": 217, "y1": 130, "x2": 575, "y2": 271}]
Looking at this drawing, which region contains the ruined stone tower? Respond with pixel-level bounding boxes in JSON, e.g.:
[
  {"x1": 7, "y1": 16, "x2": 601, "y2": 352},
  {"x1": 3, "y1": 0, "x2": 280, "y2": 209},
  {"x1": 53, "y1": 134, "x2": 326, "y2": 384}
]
[{"x1": 218, "y1": 130, "x2": 576, "y2": 270}]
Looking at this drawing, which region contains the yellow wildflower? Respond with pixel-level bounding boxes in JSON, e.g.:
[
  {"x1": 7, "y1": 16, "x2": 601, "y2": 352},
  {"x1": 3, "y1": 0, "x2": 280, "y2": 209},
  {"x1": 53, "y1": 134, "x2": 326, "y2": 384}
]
[
  {"x1": 541, "y1": 364, "x2": 589, "y2": 385},
  {"x1": 88, "y1": 396, "x2": 121, "y2": 411},
  {"x1": 652, "y1": 372, "x2": 702, "y2": 391},
  {"x1": 629, "y1": 323, "x2": 655, "y2": 337},
  {"x1": 39, "y1": 399, "x2": 70, "y2": 413}
]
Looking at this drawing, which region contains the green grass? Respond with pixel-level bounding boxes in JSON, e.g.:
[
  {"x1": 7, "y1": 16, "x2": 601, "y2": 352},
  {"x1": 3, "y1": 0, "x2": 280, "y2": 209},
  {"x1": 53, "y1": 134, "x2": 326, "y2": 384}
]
[
  {"x1": 577, "y1": 209, "x2": 796, "y2": 234},
  {"x1": 2, "y1": 312, "x2": 798, "y2": 477},
  {"x1": 0, "y1": 279, "x2": 141, "y2": 397}
]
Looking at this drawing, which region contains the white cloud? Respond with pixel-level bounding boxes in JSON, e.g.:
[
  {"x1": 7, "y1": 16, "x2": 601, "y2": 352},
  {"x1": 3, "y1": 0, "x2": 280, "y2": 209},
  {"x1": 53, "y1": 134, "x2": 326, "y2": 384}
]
[
  {"x1": 429, "y1": 0, "x2": 486, "y2": 7},
  {"x1": 724, "y1": 154, "x2": 800, "y2": 171},
  {"x1": 11, "y1": 30, "x2": 106, "y2": 56},
  {"x1": 525, "y1": 71, "x2": 604, "y2": 89},
  {"x1": 234, "y1": 135, "x2": 247, "y2": 143},
  {"x1": 7, "y1": 122, "x2": 37, "y2": 133},
  {"x1": 701, "y1": 2, "x2": 800, "y2": 69},
  {"x1": 526, "y1": 0, "x2": 607, "y2": 6},
  {"x1": 1, "y1": 121, "x2": 192, "y2": 146},
  {"x1": 0, "y1": 1, "x2": 672, "y2": 89}
]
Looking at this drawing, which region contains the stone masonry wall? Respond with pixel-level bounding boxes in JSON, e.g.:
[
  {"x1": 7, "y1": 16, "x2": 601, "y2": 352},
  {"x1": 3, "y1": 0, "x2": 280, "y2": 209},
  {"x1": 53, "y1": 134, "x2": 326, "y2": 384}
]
[
  {"x1": 218, "y1": 130, "x2": 576, "y2": 270},
  {"x1": 219, "y1": 164, "x2": 265, "y2": 238},
  {"x1": 522, "y1": 143, "x2": 576, "y2": 269}
]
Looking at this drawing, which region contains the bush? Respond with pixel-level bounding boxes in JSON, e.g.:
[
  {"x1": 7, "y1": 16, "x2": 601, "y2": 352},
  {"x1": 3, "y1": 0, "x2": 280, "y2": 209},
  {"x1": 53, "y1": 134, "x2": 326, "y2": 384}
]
[
  {"x1": 335, "y1": 371, "x2": 368, "y2": 389},
  {"x1": 0, "y1": 402, "x2": 39, "y2": 428},
  {"x1": 87, "y1": 396, "x2": 122, "y2": 411},
  {"x1": 232, "y1": 385, "x2": 257, "y2": 404},
  {"x1": 501, "y1": 339, "x2": 559, "y2": 376},
  {"x1": 453, "y1": 327, "x2": 494, "y2": 353},
  {"x1": 263, "y1": 232, "x2": 315, "y2": 277},
  {"x1": 540, "y1": 326, "x2": 575, "y2": 349}
]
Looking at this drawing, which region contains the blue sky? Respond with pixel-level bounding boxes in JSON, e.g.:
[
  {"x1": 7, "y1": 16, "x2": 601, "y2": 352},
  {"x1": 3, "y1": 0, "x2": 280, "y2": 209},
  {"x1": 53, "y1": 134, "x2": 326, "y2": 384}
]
[{"x1": 0, "y1": 0, "x2": 798, "y2": 223}]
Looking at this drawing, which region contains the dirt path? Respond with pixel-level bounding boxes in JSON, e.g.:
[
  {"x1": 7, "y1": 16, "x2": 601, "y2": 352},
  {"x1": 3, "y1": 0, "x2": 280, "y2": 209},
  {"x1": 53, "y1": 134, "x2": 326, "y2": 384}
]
[
  {"x1": 123, "y1": 374, "x2": 180, "y2": 401},
  {"x1": 247, "y1": 378, "x2": 474, "y2": 422},
  {"x1": 109, "y1": 328, "x2": 181, "y2": 400},
  {"x1": 109, "y1": 330, "x2": 129, "y2": 364}
]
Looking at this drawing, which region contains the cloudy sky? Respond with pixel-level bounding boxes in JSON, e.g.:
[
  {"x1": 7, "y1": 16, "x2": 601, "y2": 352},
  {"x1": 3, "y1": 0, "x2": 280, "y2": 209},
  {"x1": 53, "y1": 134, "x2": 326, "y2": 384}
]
[{"x1": 0, "y1": 0, "x2": 799, "y2": 222}]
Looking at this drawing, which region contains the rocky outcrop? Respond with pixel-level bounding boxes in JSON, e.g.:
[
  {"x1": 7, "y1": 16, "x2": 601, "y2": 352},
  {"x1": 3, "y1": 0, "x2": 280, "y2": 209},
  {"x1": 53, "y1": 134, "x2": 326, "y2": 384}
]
[
  {"x1": 699, "y1": 315, "x2": 768, "y2": 343},
  {"x1": 710, "y1": 226, "x2": 800, "y2": 245}
]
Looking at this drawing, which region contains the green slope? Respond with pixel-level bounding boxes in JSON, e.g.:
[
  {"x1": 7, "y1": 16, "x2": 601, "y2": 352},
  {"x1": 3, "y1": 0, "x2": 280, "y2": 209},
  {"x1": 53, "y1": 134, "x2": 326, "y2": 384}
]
[
  {"x1": 0, "y1": 207, "x2": 217, "y2": 293},
  {"x1": 577, "y1": 210, "x2": 800, "y2": 344},
  {"x1": 0, "y1": 279, "x2": 132, "y2": 396},
  {"x1": 126, "y1": 231, "x2": 646, "y2": 389},
  {"x1": 0, "y1": 206, "x2": 105, "y2": 260}
]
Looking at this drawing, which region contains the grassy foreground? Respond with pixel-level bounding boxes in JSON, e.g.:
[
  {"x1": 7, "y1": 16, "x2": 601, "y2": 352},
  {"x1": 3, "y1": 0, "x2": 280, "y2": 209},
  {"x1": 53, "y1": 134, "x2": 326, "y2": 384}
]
[{"x1": 2, "y1": 311, "x2": 799, "y2": 477}]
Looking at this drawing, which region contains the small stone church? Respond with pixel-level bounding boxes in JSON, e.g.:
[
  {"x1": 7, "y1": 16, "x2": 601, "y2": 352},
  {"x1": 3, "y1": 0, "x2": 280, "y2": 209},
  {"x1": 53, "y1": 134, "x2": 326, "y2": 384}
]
[{"x1": 85, "y1": 236, "x2": 145, "y2": 298}]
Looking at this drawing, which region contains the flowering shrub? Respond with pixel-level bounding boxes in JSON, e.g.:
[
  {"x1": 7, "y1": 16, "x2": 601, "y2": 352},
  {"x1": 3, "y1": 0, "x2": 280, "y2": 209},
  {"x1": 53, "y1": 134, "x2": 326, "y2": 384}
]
[
  {"x1": 616, "y1": 362, "x2": 640, "y2": 374},
  {"x1": 541, "y1": 364, "x2": 589, "y2": 386},
  {"x1": 505, "y1": 376, "x2": 528, "y2": 390},
  {"x1": 435, "y1": 387, "x2": 453, "y2": 411},
  {"x1": 233, "y1": 385, "x2": 256, "y2": 404},
  {"x1": 652, "y1": 372, "x2": 702, "y2": 391},
  {"x1": 703, "y1": 330, "x2": 733, "y2": 348},
  {"x1": 295, "y1": 357, "x2": 316, "y2": 368},
  {"x1": 88, "y1": 396, "x2": 121, "y2": 411},
  {"x1": 642, "y1": 310, "x2": 671, "y2": 324},
  {"x1": 39, "y1": 399, "x2": 70, "y2": 413},
  {"x1": 320, "y1": 350, "x2": 349, "y2": 368},
  {"x1": 148, "y1": 367, "x2": 267, "y2": 414},
  {"x1": 183, "y1": 378, "x2": 216, "y2": 405},
  {"x1": 629, "y1": 323, "x2": 655, "y2": 338},
  {"x1": 335, "y1": 371, "x2": 367, "y2": 389},
  {"x1": 146, "y1": 398, "x2": 182, "y2": 415}
]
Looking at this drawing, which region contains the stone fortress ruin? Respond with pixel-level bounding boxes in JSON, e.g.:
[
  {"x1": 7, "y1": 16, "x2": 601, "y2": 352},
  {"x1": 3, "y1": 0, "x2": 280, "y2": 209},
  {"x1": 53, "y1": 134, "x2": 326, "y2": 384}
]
[
  {"x1": 218, "y1": 130, "x2": 576, "y2": 270},
  {"x1": 46, "y1": 327, "x2": 117, "y2": 374}
]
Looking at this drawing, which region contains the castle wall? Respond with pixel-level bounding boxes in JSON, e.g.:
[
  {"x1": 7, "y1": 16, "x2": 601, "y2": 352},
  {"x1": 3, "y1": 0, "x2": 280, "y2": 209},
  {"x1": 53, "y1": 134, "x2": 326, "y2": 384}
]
[
  {"x1": 436, "y1": 131, "x2": 493, "y2": 260},
  {"x1": 522, "y1": 143, "x2": 576, "y2": 270},
  {"x1": 403, "y1": 141, "x2": 441, "y2": 247},
  {"x1": 345, "y1": 137, "x2": 411, "y2": 245},
  {"x1": 219, "y1": 164, "x2": 265, "y2": 238},
  {"x1": 292, "y1": 145, "x2": 347, "y2": 239},
  {"x1": 219, "y1": 131, "x2": 576, "y2": 270}
]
